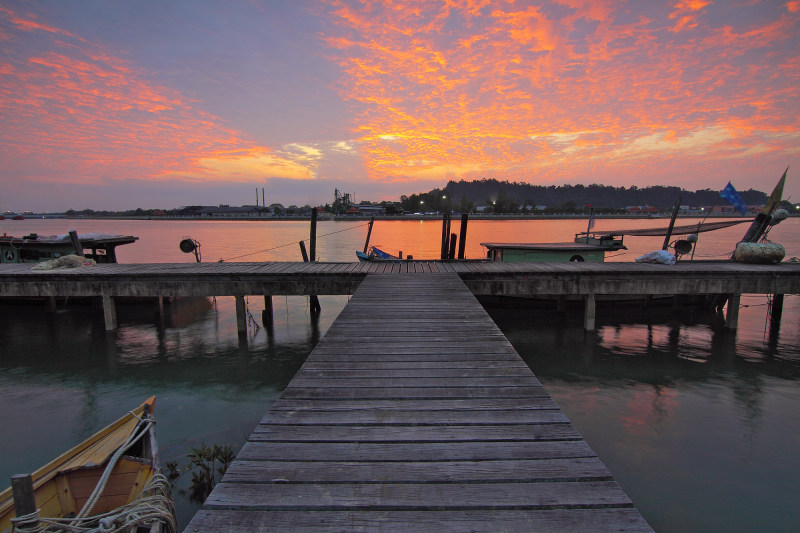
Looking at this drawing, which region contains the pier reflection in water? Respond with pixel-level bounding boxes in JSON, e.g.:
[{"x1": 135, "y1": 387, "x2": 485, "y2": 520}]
[
  {"x1": 487, "y1": 295, "x2": 800, "y2": 533},
  {"x1": 0, "y1": 217, "x2": 798, "y2": 531}
]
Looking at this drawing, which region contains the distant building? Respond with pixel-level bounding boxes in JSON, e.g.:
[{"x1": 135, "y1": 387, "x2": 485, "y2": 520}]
[{"x1": 197, "y1": 205, "x2": 270, "y2": 217}]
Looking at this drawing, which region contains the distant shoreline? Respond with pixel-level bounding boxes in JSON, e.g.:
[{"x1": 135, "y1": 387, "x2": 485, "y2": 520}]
[{"x1": 20, "y1": 213, "x2": 790, "y2": 222}]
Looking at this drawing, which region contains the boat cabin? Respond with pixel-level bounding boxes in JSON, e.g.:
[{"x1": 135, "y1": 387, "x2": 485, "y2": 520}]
[
  {"x1": 482, "y1": 233, "x2": 626, "y2": 263},
  {"x1": 0, "y1": 233, "x2": 138, "y2": 264}
]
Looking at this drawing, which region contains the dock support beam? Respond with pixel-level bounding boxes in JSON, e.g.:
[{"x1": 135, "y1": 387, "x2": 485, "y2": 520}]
[
  {"x1": 725, "y1": 293, "x2": 741, "y2": 330},
  {"x1": 263, "y1": 295, "x2": 273, "y2": 327},
  {"x1": 770, "y1": 294, "x2": 784, "y2": 331},
  {"x1": 584, "y1": 294, "x2": 596, "y2": 331},
  {"x1": 48, "y1": 296, "x2": 57, "y2": 313},
  {"x1": 102, "y1": 294, "x2": 117, "y2": 331},
  {"x1": 235, "y1": 295, "x2": 247, "y2": 336}
]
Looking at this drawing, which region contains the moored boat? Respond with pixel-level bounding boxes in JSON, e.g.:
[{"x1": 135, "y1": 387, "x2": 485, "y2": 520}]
[
  {"x1": 0, "y1": 397, "x2": 176, "y2": 533},
  {"x1": 0, "y1": 232, "x2": 137, "y2": 264}
]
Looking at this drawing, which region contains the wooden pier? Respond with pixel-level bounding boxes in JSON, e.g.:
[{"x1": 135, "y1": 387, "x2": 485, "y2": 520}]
[
  {"x1": 185, "y1": 273, "x2": 653, "y2": 532},
  {"x1": 0, "y1": 260, "x2": 798, "y2": 331}
]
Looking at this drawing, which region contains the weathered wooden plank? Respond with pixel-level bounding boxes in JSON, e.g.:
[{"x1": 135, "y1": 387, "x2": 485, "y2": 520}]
[
  {"x1": 258, "y1": 408, "x2": 566, "y2": 425},
  {"x1": 236, "y1": 439, "x2": 591, "y2": 461},
  {"x1": 269, "y1": 397, "x2": 550, "y2": 411},
  {"x1": 249, "y1": 423, "x2": 576, "y2": 441},
  {"x1": 187, "y1": 508, "x2": 653, "y2": 532},
  {"x1": 203, "y1": 480, "x2": 631, "y2": 509},
  {"x1": 286, "y1": 376, "x2": 543, "y2": 387},
  {"x1": 222, "y1": 456, "x2": 608, "y2": 483},
  {"x1": 278, "y1": 386, "x2": 546, "y2": 399}
]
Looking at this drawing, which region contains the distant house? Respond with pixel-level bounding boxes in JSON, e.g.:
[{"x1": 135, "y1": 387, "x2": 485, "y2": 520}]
[
  {"x1": 626, "y1": 205, "x2": 658, "y2": 214},
  {"x1": 197, "y1": 205, "x2": 270, "y2": 217}
]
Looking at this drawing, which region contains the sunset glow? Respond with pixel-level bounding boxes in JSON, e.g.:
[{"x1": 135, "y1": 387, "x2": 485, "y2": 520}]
[{"x1": 0, "y1": 1, "x2": 797, "y2": 210}]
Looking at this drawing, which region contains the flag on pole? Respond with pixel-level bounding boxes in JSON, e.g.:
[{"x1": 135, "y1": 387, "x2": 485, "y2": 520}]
[{"x1": 720, "y1": 181, "x2": 747, "y2": 215}]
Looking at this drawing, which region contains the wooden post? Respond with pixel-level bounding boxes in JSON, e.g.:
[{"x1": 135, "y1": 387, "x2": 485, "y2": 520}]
[
  {"x1": 11, "y1": 474, "x2": 37, "y2": 522},
  {"x1": 457, "y1": 213, "x2": 468, "y2": 259},
  {"x1": 263, "y1": 295, "x2": 273, "y2": 326},
  {"x1": 440, "y1": 213, "x2": 449, "y2": 260},
  {"x1": 584, "y1": 293, "x2": 596, "y2": 331},
  {"x1": 47, "y1": 296, "x2": 57, "y2": 313},
  {"x1": 235, "y1": 295, "x2": 247, "y2": 336},
  {"x1": 309, "y1": 208, "x2": 317, "y2": 262},
  {"x1": 154, "y1": 296, "x2": 164, "y2": 317},
  {"x1": 448, "y1": 233, "x2": 457, "y2": 260},
  {"x1": 68, "y1": 229, "x2": 84, "y2": 256},
  {"x1": 725, "y1": 293, "x2": 741, "y2": 330},
  {"x1": 770, "y1": 293, "x2": 784, "y2": 333},
  {"x1": 363, "y1": 216, "x2": 375, "y2": 254},
  {"x1": 102, "y1": 294, "x2": 117, "y2": 331},
  {"x1": 299, "y1": 241, "x2": 321, "y2": 314}
]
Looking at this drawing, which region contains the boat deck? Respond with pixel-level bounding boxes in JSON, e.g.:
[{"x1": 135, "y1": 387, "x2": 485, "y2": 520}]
[{"x1": 185, "y1": 273, "x2": 653, "y2": 531}]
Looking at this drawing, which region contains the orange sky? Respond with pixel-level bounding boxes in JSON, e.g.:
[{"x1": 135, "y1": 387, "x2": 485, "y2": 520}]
[{"x1": 0, "y1": 1, "x2": 797, "y2": 210}]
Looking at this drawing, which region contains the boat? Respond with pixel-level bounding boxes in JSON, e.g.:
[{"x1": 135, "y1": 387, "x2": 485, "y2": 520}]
[
  {"x1": 483, "y1": 232, "x2": 627, "y2": 263},
  {"x1": 0, "y1": 232, "x2": 137, "y2": 264},
  {"x1": 0, "y1": 397, "x2": 176, "y2": 533},
  {"x1": 356, "y1": 246, "x2": 401, "y2": 261}
]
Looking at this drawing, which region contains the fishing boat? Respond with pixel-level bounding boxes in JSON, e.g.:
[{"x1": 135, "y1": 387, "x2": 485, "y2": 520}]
[
  {"x1": 482, "y1": 232, "x2": 627, "y2": 263},
  {"x1": 0, "y1": 232, "x2": 137, "y2": 264},
  {"x1": 0, "y1": 397, "x2": 176, "y2": 533},
  {"x1": 356, "y1": 246, "x2": 402, "y2": 261}
]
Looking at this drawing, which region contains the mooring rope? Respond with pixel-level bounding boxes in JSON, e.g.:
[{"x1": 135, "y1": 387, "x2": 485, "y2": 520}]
[{"x1": 218, "y1": 220, "x2": 372, "y2": 262}]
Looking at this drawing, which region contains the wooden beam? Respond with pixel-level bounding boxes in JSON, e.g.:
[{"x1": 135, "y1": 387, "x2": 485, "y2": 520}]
[
  {"x1": 235, "y1": 295, "x2": 247, "y2": 335},
  {"x1": 584, "y1": 294, "x2": 596, "y2": 331},
  {"x1": 102, "y1": 294, "x2": 117, "y2": 331},
  {"x1": 725, "y1": 293, "x2": 741, "y2": 330}
]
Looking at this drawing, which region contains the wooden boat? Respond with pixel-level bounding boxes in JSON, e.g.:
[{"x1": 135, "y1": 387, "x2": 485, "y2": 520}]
[
  {"x1": 482, "y1": 233, "x2": 626, "y2": 263},
  {"x1": 0, "y1": 232, "x2": 137, "y2": 264},
  {"x1": 0, "y1": 397, "x2": 176, "y2": 533},
  {"x1": 356, "y1": 246, "x2": 401, "y2": 261}
]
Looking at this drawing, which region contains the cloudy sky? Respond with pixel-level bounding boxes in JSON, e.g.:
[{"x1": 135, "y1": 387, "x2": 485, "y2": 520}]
[{"x1": 1, "y1": 0, "x2": 798, "y2": 212}]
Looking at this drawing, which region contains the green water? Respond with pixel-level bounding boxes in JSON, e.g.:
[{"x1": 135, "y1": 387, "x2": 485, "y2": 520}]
[{"x1": 1, "y1": 217, "x2": 799, "y2": 531}]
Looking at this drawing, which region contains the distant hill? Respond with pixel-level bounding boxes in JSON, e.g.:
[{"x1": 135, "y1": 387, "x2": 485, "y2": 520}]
[{"x1": 399, "y1": 179, "x2": 770, "y2": 213}]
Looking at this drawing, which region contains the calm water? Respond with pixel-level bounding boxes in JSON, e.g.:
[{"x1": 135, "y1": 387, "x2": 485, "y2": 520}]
[{"x1": 1, "y1": 217, "x2": 798, "y2": 532}]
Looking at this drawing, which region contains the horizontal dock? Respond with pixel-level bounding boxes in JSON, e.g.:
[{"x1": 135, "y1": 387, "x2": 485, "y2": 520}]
[
  {"x1": 1, "y1": 260, "x2": 798, "y2": 298},
  {"x1": 185, "y1": 273, "x2": 653, "y2": 532}
]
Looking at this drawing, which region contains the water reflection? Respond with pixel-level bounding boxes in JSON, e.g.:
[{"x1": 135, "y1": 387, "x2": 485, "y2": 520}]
[{"x1": 485, "y1": 296, "x2": 800, "y2": 532}]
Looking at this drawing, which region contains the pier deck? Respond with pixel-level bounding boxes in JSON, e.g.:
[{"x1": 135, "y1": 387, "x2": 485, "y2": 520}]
[{"x1": 185, "y1": 273, "x2": 653, "y2": 532}]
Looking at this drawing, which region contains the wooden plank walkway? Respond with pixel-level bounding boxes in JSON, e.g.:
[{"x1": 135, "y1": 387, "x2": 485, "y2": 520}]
[{"x1": 185, "y1": 273, "x2": 653, "y2": 532}]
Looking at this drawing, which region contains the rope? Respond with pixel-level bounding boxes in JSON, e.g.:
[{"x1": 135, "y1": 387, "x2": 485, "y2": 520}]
[
  {"x1": 218, "y1": 220, "x2": 372, "y2": 262},
  {"x1": 74, "y1": 416, "x2": 153, "y2": 520},
  {"x1": 19, "y1": 473, "x2": 177, "y2": 533}
]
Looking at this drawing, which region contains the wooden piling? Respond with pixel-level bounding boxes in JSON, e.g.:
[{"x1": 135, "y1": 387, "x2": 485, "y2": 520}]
[
  {"x1": 448, "y1": 233, "x2": 457, "y2": 260},
  {"x1": 363, "y1": 216, "x2": 375, "y2": 254},
  {"x1": 235, "y1": 295, "x2": 247, "y2": 336},
  {"x1": 263, "y1": 295, "x2": 273, "y2": 326},
  {"x1": 68, "y1": 230, "x2": 84, "y2": 257},
  {"x1": 299, "y1": 241, "x2": 309, "y2": 262},
  {"x1": 584, "y1": 293, "x2": 596, "y2": 331},
  {"x1": 770, "y1": 293, "x2": 784, "y2": 333},
  {"x1": 102, "y1": 294, "x2": 117, "y2": 331},
  {"x1": 309, "y1": 209, "x2": 317, "y2": 262},
  {"x1": 725, "y1": 293, "x2": 741, "y2": 330},
  {"x1": 457, "y1": 213, "x2": 468, "y2": 259}
]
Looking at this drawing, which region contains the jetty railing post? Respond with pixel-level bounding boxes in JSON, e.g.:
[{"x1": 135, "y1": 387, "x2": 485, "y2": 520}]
[
  {"x1": 440, "y1": 213, "x2": 450, "y2": 260},
  {"x1": 448, "y1": 233, "x2": 457, "y2": 260},
  {"x1": 584, "y1": 294, "x2": 596, "y2": 331},
  {"x1": 457, "y1": 213, "x2": 468, "y2": 259},
  {"x1": 299, "y1": 241, "x2": 309, "y2": 262},
  {"x1": 725, "y1": 293, "x2": 741, "y2": 330},
  {"x1": 235, "y1": 295, "x2": 247, "y2": 336},
  {"x1": 11, "y1": 474, "x2": 37, "y2": 526},
  {"x1": 102, "y1": 294, "x2": 117, "y2": 331}
]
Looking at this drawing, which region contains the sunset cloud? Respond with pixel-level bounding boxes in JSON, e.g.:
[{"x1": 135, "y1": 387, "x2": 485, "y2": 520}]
[{"x1": 0, "y1": 1, "x2": 797, "y2": 210}]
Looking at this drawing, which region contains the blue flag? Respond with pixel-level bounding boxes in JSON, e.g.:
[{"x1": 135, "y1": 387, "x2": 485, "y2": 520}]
[{"x1": 720, "y1": 181, "x2": 747, "y2": 215}]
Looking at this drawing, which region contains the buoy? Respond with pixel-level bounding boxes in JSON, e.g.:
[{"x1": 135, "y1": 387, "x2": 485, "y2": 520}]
[{"x1": 734, "y1": 242, "x2": 785, "y2": 264}]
